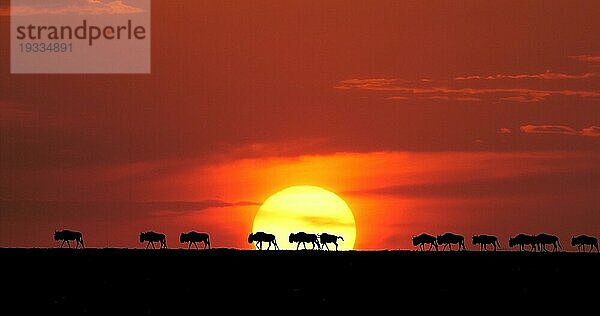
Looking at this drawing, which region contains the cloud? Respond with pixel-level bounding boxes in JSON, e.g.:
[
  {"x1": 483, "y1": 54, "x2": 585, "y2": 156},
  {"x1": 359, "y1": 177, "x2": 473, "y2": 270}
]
[
  {"x1": 519, "y1": 124, "x2": 600, "y2": 137},
  {"x1": 454, "y1": 71, "x2": 599, "y2": 80},
  {"x1": 498, "y1": 128, "x2": 512, "y2": 134},
  {"x1": 0, "y1": 199, "x2": 260, "y2": 222},
  {"x1": 351, "y1": 170, "x2": 600, "y2": 199},
  {"x1": 581, "y1": 126, "x2": 600, "y2": 137},
  {"x1": 520, "y1": 125, "x2": 579, "y2": 135},
  {"x1": 336, "y1": 79, "x2": 600, "y2": 103},
  {"x1": 334, "y1": 78, "x2": 399, "y2": 90},
  {"x1": 569, "y1": 55, "x2": 600, "y2": 64},
  {"x1": 498, "y1": 95, "x2": 547, "y2": 103},
  {"x1": 10, "y1": 0, "x2": 145, "y2": 16}
]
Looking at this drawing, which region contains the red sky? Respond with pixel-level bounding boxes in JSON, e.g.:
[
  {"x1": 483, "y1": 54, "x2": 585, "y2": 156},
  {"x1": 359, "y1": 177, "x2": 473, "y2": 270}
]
[{"x1": 1, "y1": 1, "x2": 599, "y2": 249}]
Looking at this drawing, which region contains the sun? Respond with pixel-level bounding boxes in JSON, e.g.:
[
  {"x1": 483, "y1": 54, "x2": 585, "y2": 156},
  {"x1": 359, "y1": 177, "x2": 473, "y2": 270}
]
[{"x1": 252, "y1": 186, "x2": 357, "y2": 250}]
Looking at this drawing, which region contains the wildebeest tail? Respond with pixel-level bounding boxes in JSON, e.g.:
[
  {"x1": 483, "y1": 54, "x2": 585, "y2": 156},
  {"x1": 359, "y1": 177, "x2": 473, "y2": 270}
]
[{"x1": 557, "y1": 239, "x2": 563, "y2": 250}]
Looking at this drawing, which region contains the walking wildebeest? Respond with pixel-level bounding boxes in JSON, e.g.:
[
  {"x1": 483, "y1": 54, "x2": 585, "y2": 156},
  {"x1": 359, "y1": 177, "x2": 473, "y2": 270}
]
[
  {"x1": 508, "y1": 234, "x2": 536, "y2": 251},
  {"x1": 140, "y1": 231, "x2": 167, "y2": 249},
  {"x1": 535, "y1": 233, "x2": 562, "y2": 252},
  {"x1": 319, "y1": 233, "x2": 344, "y2": 251},
  {"x1": 248, "y1": 232, "x2": 279, "y2": 250},
  {"x1": 412, "y1": 233, "x2": 438, "y2": 251},
  {"x1": 472, "y1": 234, "x2": 500, "y2": 251},
  {"x1": 54, "y1": 230, "x2": 85, "y2": 249},
  {"x1": 437, "y1": 233, "x2": 466, "y2": 251},
  {"x1": 180, "y1": 231, "x2": 211, "y2": 249},
  {"x1": 289, "y1": 232, "x2": 320, "y2": 250},
  {"x1": 571, "y1": 235, "x2": 599, "y2": 253}
]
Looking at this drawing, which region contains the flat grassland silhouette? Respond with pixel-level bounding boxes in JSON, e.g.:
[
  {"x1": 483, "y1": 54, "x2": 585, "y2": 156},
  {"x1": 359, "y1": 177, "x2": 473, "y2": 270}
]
[{"x1": 3, "y1": 248, "x2": 599, "y2": 312}]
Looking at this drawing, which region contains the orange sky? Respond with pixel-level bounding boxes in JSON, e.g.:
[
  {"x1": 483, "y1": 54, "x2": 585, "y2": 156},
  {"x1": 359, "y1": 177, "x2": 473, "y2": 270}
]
[{"x1": 1, "y1": 1, "x2": 599, "y2": 249}]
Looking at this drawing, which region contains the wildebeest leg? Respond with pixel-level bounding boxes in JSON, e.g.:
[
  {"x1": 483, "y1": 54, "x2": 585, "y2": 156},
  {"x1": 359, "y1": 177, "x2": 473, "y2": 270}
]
[
  {"x1": 194, "y1": 241, "x2": 199, "y2": 249},
  {"x1": 67, "y1": 240, "x2": 71, "y2": 248},
  {"x1": 146, "y1": 241, "x2": 150, "y2": 249},
  {"x1": 60, "y1": 240, "x2": 65, "y2": 248},
  {"x1": 267, "y1": 241, "x2": 272, "y2": 250},
  {"x1": 188, "y1": 242, "x2": 192, "y2": 249},
  {"x1": 324, "y1": 243, "x2": 329, "y2": 251},
  {"x1": 335, "y1": 242, "x2": 338, "y2": 251},
  {"x1": 296, "y1": 242, "x2": 300, "y2": 250}
]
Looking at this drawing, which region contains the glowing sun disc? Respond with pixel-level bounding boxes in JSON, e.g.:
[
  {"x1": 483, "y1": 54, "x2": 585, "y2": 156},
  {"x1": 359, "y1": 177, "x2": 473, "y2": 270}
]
[{"x1": 252, "y1": 186, "x2": 357, "y2": 250}]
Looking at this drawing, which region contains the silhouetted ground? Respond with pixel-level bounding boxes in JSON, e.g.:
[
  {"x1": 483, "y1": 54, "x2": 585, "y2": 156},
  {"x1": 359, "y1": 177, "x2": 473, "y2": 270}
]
[{"x1": 2, "y1": 248, "x2": 598, "y2": 312}]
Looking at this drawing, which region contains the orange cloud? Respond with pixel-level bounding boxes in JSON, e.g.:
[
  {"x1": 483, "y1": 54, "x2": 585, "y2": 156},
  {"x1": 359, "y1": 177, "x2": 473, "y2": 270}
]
[
  {"x1": 581, "y1": 126, "x2": 600, "y2": 137},
  {"x1": 520, "y1": 125, "x2": 578, "y2": 135},
  {"x1": 454, "y1": 71, "x2": 599, "y2": 80},
  {"x1": 520, "y1": 124, "x2": 600, "y2": 137},
  {"x1": 569, "y1": 55, "x2": 600, "y2": 64},
  {"x1": 336, "y1": 79, "x2": 600, "y2": 102},
  {"x1": 10, "y1": 0, "x2": 145, "y2": 16},
  {"x1": 499, "y1": 128, "x2": 512, "y2": 134}
]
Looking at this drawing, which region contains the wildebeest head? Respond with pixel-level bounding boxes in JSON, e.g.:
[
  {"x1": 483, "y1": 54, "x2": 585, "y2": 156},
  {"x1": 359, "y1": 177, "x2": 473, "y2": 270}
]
[
  {"x1": 139, "y1": 232, "x2": 146, "y2": 243},
  {"x1": 508, "y1": 236, "x2": 515, "y2": 247},
  {"x1": 180, "y1": 233, "x2": 188, "y2": 243},
  {"x1": 472, "y1": 235, "x2": 478, "y2": 245},
  {"x1": 571, "y1": 236, "x2": 577, "y2": 246},
  {"x1": 54, "y1": 230, "x2": 60, "y2": 241},
  {"x1": 289, "y1": 233, "x2": 296, "y2": 243},
  {"x1": 412, "y1": 236, "x2": 418, "y2": 246},
  {"x1": 247, "y1": 233, "x2": 254, "y2": 244}
]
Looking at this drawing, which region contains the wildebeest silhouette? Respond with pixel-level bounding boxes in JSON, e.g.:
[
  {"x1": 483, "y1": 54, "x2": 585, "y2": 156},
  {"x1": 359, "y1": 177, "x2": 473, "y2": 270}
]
[
  {"x1": 508, "y1": 234, "x2": 536, "y2": 251},
  {"x1": 472, "y1": 235, "x2": 500, "y2": 251},
  {"x1": 248, "y1": 232, "x2": 279, "y2": 250},
  {"x1": 180, "y1": 231, "x2": 211, "y2": 249},
  {"x1": 412, "y1": 233, "x2": 438, "y2": 251},
  {"x1": 140, "y1": 231, "x2": 167, "y2": 249},
  {"x1": 534, "y1": 233, "x2": 562, "y2": 252},
  {"x1": 54, "y1": 229, "x2": 85, "y2": 249},
  {"x1": 289, "y1": 232, "x2": 320, "y2": 250},
  {"x1": 571, "y1": 235, "x2": 599, "y2": 253},
  {"x1": 437, "y1": 233, "x2": 465, "y2": 251},
  {"x1": 319, "y1": 233, "x2": 344, "y2": 251}
]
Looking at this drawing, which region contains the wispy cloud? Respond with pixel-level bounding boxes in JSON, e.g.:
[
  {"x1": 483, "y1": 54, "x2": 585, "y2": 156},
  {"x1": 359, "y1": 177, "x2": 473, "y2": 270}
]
[
  {"x1": 10, "y1": 0, "x2": 145, "y2": 16},
  {"x1": 351, "y1": 170, "x2": 600, "y2": 199},
  {"x1": 520, "y1": 125, "x2": 578, "y2": 135},
  {"x1": 336, "y1": 79, "x2": 600, "y2": 103},
  {"x1": 569, "y1": 55, "x2": 600, "y2": 64},
  {"x1": 454, "y1": 71, "x2": 599, "y2": 80},
  {"x1": 0, "y1": 199, "x2": 260, "y2": 222},
  {"x1": 498, "y1": 128, "x2": 512, "y2": 134},
  {"x1": 520, "y1": 124, "x2": 600, "y2": 137},
  {"x1": 581, "y1": 126, "x2": 600, "y2": 137}
]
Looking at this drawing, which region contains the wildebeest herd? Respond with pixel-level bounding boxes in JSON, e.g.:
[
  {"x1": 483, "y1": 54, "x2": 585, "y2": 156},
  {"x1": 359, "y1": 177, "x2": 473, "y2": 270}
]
[
  {"x1": 412, "y1": 232, "x2": 599, "y2": 252},
  {"x1": 53, "y1": 229, "x2": 599, "y2": 252}
]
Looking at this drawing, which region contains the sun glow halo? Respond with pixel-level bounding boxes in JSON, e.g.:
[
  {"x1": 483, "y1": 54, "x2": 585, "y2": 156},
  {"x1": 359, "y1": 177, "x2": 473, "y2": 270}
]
[{"x1": 251, "y1": 186, "x2": 357, "y2": 250}]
